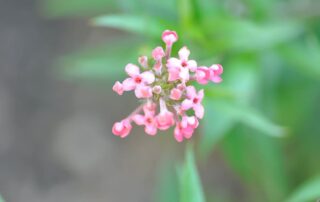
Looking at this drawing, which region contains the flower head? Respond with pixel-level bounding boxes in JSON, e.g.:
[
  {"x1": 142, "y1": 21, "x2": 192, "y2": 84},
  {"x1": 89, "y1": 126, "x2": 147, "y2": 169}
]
[{"x1": 112, "y1": 30, "x2": 224, "y2": 142}]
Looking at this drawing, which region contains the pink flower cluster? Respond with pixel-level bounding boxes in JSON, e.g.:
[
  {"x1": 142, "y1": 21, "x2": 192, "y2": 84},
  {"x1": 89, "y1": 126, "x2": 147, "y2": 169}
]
[{"x1": 112, "y1": 30, "x2": 223, "y2": 142}]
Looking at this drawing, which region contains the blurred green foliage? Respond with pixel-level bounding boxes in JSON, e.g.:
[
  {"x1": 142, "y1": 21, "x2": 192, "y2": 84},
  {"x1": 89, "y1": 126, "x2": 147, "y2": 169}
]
[
  {"x1": 0, "y1": 195, "x2": 5, "y2": 202},
  {"x1": 43, "y1": 0, "x2": 320, "y2": 201},
  {"x1": 178, "y1": 145, "x2": 206, "y2": 202}
]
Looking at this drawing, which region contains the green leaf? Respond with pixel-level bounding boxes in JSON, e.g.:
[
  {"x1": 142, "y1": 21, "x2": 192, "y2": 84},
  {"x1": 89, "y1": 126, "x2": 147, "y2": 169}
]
[
  {"x1": 222, "y1": 127, "x2": 288, "y2": 201},
  {"x1": 178, "y1": 146, "x2": 206, "y2": 202},
  {"x1": 0, "y1": 195, "x2": 5, "y2": 202},
  {"x1": 154, "y1": 159, "x2": 179, "y2": 202},
  {"x1": 230, "y1": 21, "x2": 303, "y2": 51},
  {"x1": 41, "y1": 0, "x2": 116, "y2": 18},
  {"x1": 214, "y1": 100, "x2": 287, "y2": 137},
  {"x1": 279, "y1": 35, "x2": 320, "y2": 80},
  {"x1": 92, "y1": 15, "x2": 167, "y2": 38},
  {"x1": 177, "y1": 0, "x2": 199, "y2": 29},
  {"x1": 286, "y1": 176, "x2": 320, "y2": 202},
  {"x1": 199, "y1": 99, "x2": 235, "y2": 157},
  {"x1": 57, "y1": 39, "x2": 140, "y2": 80},
  {"x1": 205, "y1": 19, "x2": 303, "y2": 52}
]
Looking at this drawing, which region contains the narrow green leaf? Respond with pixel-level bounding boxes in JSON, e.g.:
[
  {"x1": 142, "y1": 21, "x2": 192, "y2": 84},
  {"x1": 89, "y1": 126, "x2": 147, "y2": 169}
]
[
  {"x1": 92, "y1": 15, "x2": 167, "y2": 38},
  {"x1": 200, "y1": 100, "x2": 235, "y2": 157},
  {"x1": 41, "y1": 0, "x2": 116, "y2": 18},
  {"x1": 178, "y1": 146, "x2": 205, "y2": 202},
  {"x1": 177, "y1": 0, "x2": 195, "y2": 29},
  {"x1": 0, "y1": 195, "x2": 5, "y2": 202},
  {"x1": 228, "y1": 21, "x2": 303, "y2": 51},
  {"x1": 214, "y1": 101, "x2": 287, "y2": 137},
  {"x1": 154, "y1": 159, "x2": 179, "y2": 202},
  {"x1": 205, "y1": 19, "x2": 303, "y2": 52},
  {"x1": 222, "y1": 127, "x2": 288, "y2": 201},
  {"x1": 57, "y1": 39, "x2": 140, "y2": 80},
  {"x1": 279, "y1": 36, "x2": 320, "y2": 79},
  {"x1": 286, "y1": 176, "x2": 320, "y2": 202}
]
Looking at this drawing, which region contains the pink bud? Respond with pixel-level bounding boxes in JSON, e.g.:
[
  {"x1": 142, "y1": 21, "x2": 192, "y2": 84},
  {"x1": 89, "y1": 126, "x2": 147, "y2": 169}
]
[
  {"x1": 152, "y1": 46, "x2": 165, "y2": 60},
  {"x1": 154, "y1": 61, "x2": 162, "y2": 72},
  {"x1": 156, "y1": 99, "x2": 175, "y2": 130},
  {"x1": 138, "y1": 56, "x2": 148, "y2": 68},
  {"x1": 153, "y1": 85, "x2": 162, "y2": 94},
  {"x1": 112, "y1": 81, "x2": 124, "y2": 95},
  {"x1": 170, "y1": 88, "x2": 182, "y2": 100},
  {"x1": 174, "y1": 123, "x2": 184, "y2": 142},
  {"x1": 177, "y1": 83, "x2": 186, "y2": 91},
  {"x1": 162, "y1": 30, "x2": 178, "y2": 46},
  {"x1": 112, "y1": 119, "x2": 132, "y2": 138}
]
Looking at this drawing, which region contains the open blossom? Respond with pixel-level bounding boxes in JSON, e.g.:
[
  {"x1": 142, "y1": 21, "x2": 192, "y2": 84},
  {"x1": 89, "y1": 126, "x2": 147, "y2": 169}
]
[
  {"x1": 167, "y1": 46, "x2": 197, "y2": 82},
  {"x1": 132, "y1": 103, "x2": 158, "y2": 135},
  {"x1": 181, "y1": 86, "x2": 204, "y2": 119},
  {"x1": 174, "y1": 115, "x2": 199, "y2": 142},
  {"x1": 112, "y1": 30, "x2": 224, "y2": 142}
]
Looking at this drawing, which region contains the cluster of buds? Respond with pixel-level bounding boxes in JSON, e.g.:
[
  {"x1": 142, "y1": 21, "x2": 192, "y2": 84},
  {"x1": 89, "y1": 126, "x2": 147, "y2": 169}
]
[{"x1": 112, "y1": 30, "x2": 223, "y2": 142}]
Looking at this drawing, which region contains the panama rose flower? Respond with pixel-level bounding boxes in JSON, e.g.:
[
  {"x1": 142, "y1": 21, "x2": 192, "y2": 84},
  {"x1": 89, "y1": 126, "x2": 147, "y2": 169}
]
[
  {"x1": 167, "y1": 46, "x2": 197, "y2": 82},
  {"x1": 112, "y1": 30, "x2": 223, "y2": 142},
  {"x1": 181, "y1": 86, "x2": 205, "y2": 119},
  {"x1": 132, "y1": 102, "x2": 158, "y2": 135},
  {"x1": 174, "y1": 115, "x2": 199, "y2": 142}
]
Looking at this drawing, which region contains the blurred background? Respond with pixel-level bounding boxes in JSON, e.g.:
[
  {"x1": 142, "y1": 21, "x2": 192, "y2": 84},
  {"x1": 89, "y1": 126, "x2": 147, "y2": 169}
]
[{"x1": 0, "y1": 0, "x2": 320, "y2": 201}]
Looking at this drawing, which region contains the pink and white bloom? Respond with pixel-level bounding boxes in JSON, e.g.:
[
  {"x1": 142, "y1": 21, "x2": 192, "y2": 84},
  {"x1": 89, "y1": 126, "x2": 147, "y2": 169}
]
[
  {"x1": 112, "y1": 119, "x2": 132, "y2": 138},
  {"x1": 122, "y1": 63, "x2": 155, "y2": 95},
  {"x1": 167, "y1": 46, "x2": 197, "y2": 82},
  {"x1": 112, "y1": 30, "x2": 224, "y2": 142},
  {"x1": 133, "y1": 103, "x2": 158, "y2": 135},
  {"x1": 180, "y1": 115, "x2": 199, "y2": 139},
  {"x1": 174, "y1": 116, "x2": 198, "y2": 142},
  {"x1": 181, "y1": 86, "x2": 205, "y2": 119}
]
